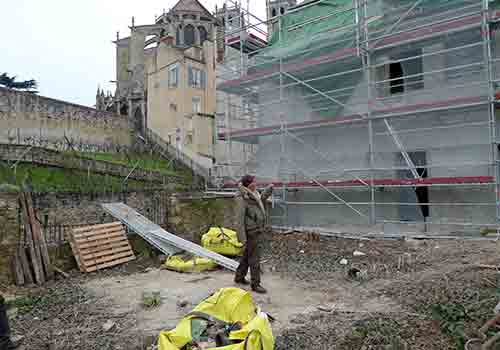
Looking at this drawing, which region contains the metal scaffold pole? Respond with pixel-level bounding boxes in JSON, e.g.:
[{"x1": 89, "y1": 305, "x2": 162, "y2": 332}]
[
  {"x1": 361, "y1": 0, "x2": 376, "y2": 225},
  {"x1": 214, "y1": 0, "x2": 500, "y2": 235},
  {"x1": 482, "y1": 0, "x2": 500, "y2": 234},
  {"x1": 278, "y1": 8, "x2": 289, "y2": 228}
]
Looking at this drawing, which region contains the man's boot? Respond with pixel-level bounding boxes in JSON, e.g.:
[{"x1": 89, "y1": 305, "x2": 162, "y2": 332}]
[
  {"x1": 234, "y1": 277, "x2": 250, "y2": 285},
  {"x1": 251, "y1": 285, "x2": 267, "y2": 294}
]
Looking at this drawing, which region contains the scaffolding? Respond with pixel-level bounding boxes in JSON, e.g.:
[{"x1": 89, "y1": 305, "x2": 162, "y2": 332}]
[{"x1": 214, "y1": 0, "x2": 500, "y2": 236}]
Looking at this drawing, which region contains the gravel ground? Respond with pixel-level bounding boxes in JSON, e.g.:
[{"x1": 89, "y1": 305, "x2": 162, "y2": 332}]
[
  {"x1": 263, "y1": 232, "x2": 500, "y2": 350},
  {"x1": 9, "y1": 279, "x2": 142, "y2": 350},
  {"x1": 5, "y1": 233, "x2": 499, "y2": 350},
  {"x1": 275, "y1": 311, "x2": 451, "y2": 350},
  {"x1": 261, "y1": 232, "x2": 496, "y2": 282}
]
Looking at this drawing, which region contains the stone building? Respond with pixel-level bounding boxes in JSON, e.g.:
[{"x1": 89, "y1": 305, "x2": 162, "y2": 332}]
[
  {"x1": 266, "y1": 0, "x2": 297, "y2": 35},
  {"x1": 105, "y1": 0, "x2": 219, "y2": 168}
]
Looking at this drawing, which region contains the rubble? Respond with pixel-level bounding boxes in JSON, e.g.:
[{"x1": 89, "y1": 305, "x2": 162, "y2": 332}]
[
  {"x1": 352, "y1": 250, "x2": 366, "y2": 257},
  {"x1": 176, "y1": 300, "x2": 189, "y2": 308},
  {"x1": 102, "y1": 320, "x2": 116, "y2": 332}
]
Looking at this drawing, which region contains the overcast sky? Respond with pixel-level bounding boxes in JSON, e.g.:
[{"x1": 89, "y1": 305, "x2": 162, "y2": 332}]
[{"x1": 0, "y1": 0, "x2": 267, "y2": 107}]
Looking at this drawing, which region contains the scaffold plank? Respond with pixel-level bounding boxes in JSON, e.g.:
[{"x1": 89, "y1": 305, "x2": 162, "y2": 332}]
[
  {"x1": 101, "y1": 203, "x2": 239, "y2": 271},
  {"x1": 148, "y1": 229, "x2": 239, "y2": 271},
  {"x1": 222, "y1": 176, "x2": 494, "y2": 189},
  {"x1": 219, "y1": 95, "x2": 486, "y2": 140},
  {"x1": 101, "y1": 203, "x2": 181, "y2": 256}
]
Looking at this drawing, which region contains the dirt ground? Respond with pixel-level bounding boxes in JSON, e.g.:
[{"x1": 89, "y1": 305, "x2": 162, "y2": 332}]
[{"x1": 5, "y1": 233, "x2": 500, "y2": 350}]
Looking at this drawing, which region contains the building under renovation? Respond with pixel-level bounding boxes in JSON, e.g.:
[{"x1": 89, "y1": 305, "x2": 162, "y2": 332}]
[{"x1": 216, "y1": 0, "x2": 500, "y2": 235}]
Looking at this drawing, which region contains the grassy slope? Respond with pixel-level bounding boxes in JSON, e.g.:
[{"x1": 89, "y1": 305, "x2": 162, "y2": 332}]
[
  {"x1": 0, "y1": 149, "x2": 195, "y2": 193},
  {"x1": 0, "y1": 163, "x2": 151, "y2": 193},
  {"x1": 72, "y1": 151, "x2": 183, "y2": 176}
]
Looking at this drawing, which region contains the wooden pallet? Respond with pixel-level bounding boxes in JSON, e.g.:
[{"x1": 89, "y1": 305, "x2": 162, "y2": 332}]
[{"x1": 69, "y1": 222, "x2": 135, "y2": 273}]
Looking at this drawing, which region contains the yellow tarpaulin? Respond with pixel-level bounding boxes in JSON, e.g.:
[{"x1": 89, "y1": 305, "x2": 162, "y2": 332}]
[
  {"x1": 202, "y1": 227, "x2": 243, "y2": 257},
  {"x1": 163, "y1": 255, "x2": 218, "y2": 273},
  {"x1": 158, "y1": 288, "x2": 274, "y2": 350}
]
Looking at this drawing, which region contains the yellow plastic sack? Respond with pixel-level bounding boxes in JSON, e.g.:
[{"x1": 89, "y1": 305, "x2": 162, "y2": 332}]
[
  {"x1": 202, "y1": 227, "x2": 244, "y2": 256},
  {"x1": 163, "y1": 255, "x2": 218, "y2": 273},
  {"x1": 158, "y1": 288, "x2": 274, "y2": 350}
]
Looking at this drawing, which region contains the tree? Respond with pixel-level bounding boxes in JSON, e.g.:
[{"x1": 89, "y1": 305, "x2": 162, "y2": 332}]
[{"x1": 0, "y1": 73, "x2": 38, "y2": 92}]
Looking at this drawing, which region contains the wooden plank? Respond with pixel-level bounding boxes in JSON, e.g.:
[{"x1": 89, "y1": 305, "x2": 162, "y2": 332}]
[
  {"x1": 79, "y1": 237, "x2": 130, "y2": 250},
  {"x1": 80, "y1": 241, "x2": 131, "y2": 256},
  {"x1": 72, "y1": 222, "x2": 122, "y2": 233},
  {"x1": 82, "y1": 251, "x2": 135, "y2": 268},
  {"x1": 77, "y1": 236, "x2": 129, "y2": 250},
  {"x1": 74, "y1": 229, "x2": 126, "y2": 244},
  {"x1": 84, "y1": 256, "x2": 136, "y2": 272},
  {"x1": 17, "y1": 217, "x2": 33, "y2": 285},
  {"x1": 79, "y1": 237, "x2": 129, "y2": 256},
  {"x1": 69, "y1": 222, "x2": 135, "y2": 273},
  {"x1": 25, "y1": 192, "x2": 53, "y2": 280},
  {"x1": 72, "y1": 222, "x2": 122, "y2": 234},
  {"x1": 80, "y1": 244, "x2": 132, "y2": 261},
  {"x1": 13, "y1": 250, "x2": 25, "y2": 286},
  {"x1": 69, "y1": 228, "x2": 85, "y2": 272},
  {"x1": 19, "y1": 246, "x2": 33, "y2": 284},
  {"x1": 20, "y1": 193, "x2": 44, "y2": 285},
  {"x1": 72, "y1": 226, "x2": 124, "y2": 239}
]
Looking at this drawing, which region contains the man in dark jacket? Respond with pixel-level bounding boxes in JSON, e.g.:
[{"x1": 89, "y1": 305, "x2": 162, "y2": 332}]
[
  {"x1": 234, "y1": 175, "x2": 273, "y2": 294},
  {"x1": 0, "y1": 295, "x2": 21, "y2": 349}
]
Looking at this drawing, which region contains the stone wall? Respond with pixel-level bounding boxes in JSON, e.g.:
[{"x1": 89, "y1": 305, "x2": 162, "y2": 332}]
[
  {"x1": 0, "y1": 87, "x2": 132, "y2": 149},
  {"x1": 167, "y1": 193, "x2": 241, "y2": 243},
  {"x1": 0, "y1": 144, "x2": 184, "y2": 184},
  {"x1": 0, "y1": 189, "x2": 171, "y2": 284},
  {"x1": 32, "y1": 190, "x2": 170, "y2": 238},
  {"x1": 0, "y1": 190, "x2": 246, "y2": 284},
  {"x1": 0, "y1": 190, "x2": 20, "y2": 285}
]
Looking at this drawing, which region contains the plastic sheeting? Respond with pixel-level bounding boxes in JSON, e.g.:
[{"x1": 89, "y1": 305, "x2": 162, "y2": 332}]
[
  {"x1": 158, "y1": 288, "x2": 274, "y2": 350},
  {"x1": 202, "y1": 227, "x2": 244, "y2": 257},
  {"x1": 163, "y1": 255, "x2": 218, "y2": 273}
]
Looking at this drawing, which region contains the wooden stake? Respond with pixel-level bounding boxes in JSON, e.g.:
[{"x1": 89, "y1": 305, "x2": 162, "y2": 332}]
[
  {"x1": 17, "y1": 212, "x2": 34, "y2": 285},
  {"x1": 20, "y1": 193, "x2": 44, "y2": 285},
  {"x1": 25, "y1": 192, "x2": 53, "y2": 280},
  {"x1": 13, "y1": 250, "x2": 24, "y2": 286},
  {"x1": 18, "y1": 245, "x2": 33, "y2": 285}
]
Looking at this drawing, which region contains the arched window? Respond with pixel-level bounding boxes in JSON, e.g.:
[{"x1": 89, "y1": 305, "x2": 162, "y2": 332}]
[
  {"x1": 198, "y1": 26, "x2": 208, "y2": 43},
  {"x1": 176, "y1": 26, "x2": 182, "y2": 45},
  {"x1": 184, "y1": 24, "x2": 195, "y2": 46},
  {"x1": 271, "y1": 8, "x2": 277, "y2": 17},
  {"x1": 280, "y1": 7, "x2": 285, "y2": 14}
]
